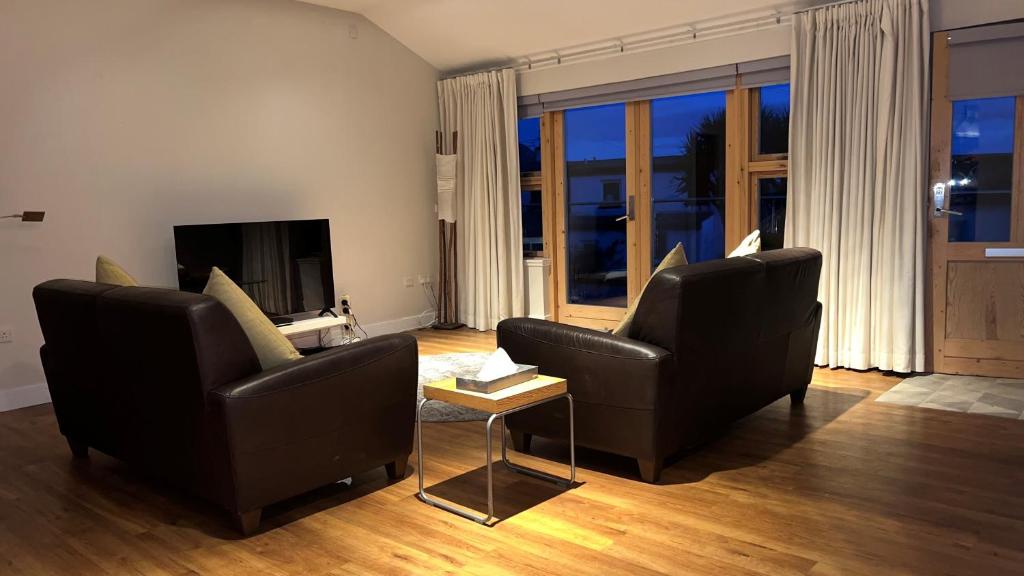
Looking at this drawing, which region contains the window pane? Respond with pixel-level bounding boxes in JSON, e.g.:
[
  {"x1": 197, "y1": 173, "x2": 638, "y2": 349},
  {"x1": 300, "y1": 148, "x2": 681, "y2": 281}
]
[
  {"x1": 949, "y1": 97, "x2": 1015, "y2": 242},
  {"x1": 519, "y1": 117, "x2": 542, "y2": 254},
  {"x1": 521, "y1": 189, "x2": 543, "y2": 253},
  {"x1": 758, "y1": 84, "x2": 790, "y2": 155},
  {"x1": 650, "y1": 92, "x2": 726, "y2": 267},
  {"x1": 758, "y1": 177, "x2": 787, "y2": 251},
  {"x1": 518, "y1": 117, "x2": 541, "y2": 172},
  {"x1": 565, "y1": 104, "x2": 627, "y2": 307}
]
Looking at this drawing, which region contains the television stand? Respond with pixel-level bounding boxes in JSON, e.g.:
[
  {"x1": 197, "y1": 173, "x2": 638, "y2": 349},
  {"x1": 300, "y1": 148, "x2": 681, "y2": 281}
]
[{"x1": 318, "y1": 307, "x2": 339, "y2": 318}]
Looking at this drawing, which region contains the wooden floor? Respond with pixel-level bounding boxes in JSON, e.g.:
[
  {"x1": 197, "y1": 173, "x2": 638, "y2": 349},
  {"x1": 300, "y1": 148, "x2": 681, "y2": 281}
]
[{"x1": 2, "y1": 328, "x2": 1023, "y2": 575}]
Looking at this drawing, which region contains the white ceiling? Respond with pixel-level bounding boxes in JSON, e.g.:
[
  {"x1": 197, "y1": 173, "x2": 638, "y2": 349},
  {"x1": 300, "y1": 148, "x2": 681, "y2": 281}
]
[{"x1": 296, "y1": 0, "x2": 808, "y2": 73}]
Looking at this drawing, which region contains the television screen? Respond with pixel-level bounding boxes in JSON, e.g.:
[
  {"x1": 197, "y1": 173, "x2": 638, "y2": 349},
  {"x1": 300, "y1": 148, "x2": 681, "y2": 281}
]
[{"x1": 173, "y1": 219, "x2": 335, "y2": 319}]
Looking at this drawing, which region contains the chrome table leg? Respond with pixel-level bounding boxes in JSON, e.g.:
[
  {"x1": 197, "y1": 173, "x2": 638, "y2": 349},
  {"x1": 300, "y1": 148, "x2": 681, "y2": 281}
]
[{"x1": 498, "y1": 393, "x2": 576, "y2": 488}]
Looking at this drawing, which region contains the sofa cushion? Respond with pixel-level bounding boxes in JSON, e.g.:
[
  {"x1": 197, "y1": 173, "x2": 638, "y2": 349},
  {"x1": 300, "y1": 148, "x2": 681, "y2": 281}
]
[
  {"x1": 203, "y1": 267, "x2": 301, "y2": 370},
  {"x1": 95, "y1": 255, "x2": 138, "y2": 286},
  {"x1": 728, "y1": 229, "x2": 761, "y2": 257},
  {"x1": 613, "y1": 242, "x2": 687, "y2": 336}
]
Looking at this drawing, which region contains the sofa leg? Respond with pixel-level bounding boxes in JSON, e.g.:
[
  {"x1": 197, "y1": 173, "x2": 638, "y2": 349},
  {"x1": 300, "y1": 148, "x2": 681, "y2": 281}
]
[
  {"x1": 790, "y1": 386, "x2": 808, "y2": 405},
  {"x1": 67, "y1": 438, "x2": 89, "y2": 459},
  {"x1": 385, "y1": 455, "x2": 409, "y2": 480},
  {"x1": 509, "y1": 431, "x2": 532, "y2": 453},
  {"x1": 637, "y1": 458, "x2": 662, "y2": 483},
  {"x1": 233, "y1": 509, "x2": 262, "y2": 536}
]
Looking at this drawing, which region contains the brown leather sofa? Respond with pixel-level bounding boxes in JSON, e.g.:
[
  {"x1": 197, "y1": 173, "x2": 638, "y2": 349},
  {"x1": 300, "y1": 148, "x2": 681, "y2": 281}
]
[
  {"x1": 33, "y1": 280, "x2": 417, "y2": 535},
  {"x1": 497, "y1": 248, "x2": 822, "y2": 483}
]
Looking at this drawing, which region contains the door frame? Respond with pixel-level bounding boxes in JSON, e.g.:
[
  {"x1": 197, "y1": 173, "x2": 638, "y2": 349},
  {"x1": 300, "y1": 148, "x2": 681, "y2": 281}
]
[
  {"x1": 549, "y1": 103, "x2": 645, "y2": 330},
  {"x1": 543, "y1": 84, "x2": 790, "y2": 329},
  {"x1": 928, "y1": 31, "x2": 1024, "y2": 377}
]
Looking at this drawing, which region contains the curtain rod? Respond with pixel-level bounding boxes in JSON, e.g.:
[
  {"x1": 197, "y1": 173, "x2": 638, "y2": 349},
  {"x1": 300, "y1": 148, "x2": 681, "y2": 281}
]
[
  {"x1": 441, "y1": 0, "x2": 864, "y2": 80},
  {"x1": 442, "y1": 8, "x2": 794, "y2": 79},
  {"x1": 792, "y1": 0, "x2": 864, "y2": 15}
]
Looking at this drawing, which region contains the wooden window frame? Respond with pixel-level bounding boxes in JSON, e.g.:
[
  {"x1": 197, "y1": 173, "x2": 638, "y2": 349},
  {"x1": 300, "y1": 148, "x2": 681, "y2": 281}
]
[
  {"x1": 749, "y1": 87, "x2": 790, "y2": 163},
  {"x1": 538, "y1": 81, "x2": 791, "y2": 327}
]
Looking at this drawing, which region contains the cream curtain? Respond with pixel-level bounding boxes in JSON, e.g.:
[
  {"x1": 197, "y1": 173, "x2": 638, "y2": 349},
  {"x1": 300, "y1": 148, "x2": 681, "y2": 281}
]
[
  {"x1": 438, "y1": 69, "x2": 524, "y2": 330},
  {"x1": 786, "y1": 0, "x2": 929, "y2": 373}
]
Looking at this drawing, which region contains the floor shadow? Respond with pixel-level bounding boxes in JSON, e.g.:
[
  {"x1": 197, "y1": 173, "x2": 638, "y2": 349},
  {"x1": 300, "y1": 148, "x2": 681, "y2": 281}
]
[
  {"x1": 64, "y1": 455, "x2": 406, "y2": 540},
  {"x1": 422, "y1": 462, "x2": 582, "y2": 525},
  {"x1": 518, "y1": 386, "x2": 868, "y2": 486}
]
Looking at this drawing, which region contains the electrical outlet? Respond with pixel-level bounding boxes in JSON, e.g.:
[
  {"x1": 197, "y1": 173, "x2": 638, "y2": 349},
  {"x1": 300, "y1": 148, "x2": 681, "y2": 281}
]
[
  {"x1": 0, "y1": 326, "x2": 11, "y2": 344},
  {"x1": 418, "y1": 274, "x2": 431, "y2": 285},
  {"x1": 403, "y1": 276, "x2": 415, "y2": 288}
]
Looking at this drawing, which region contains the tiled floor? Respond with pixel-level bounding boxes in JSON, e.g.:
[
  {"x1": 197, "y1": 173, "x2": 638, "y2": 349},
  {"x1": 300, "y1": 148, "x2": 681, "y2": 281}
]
[{"x1": 876, "y1": 373, "x2": 1024, "y2": 419}]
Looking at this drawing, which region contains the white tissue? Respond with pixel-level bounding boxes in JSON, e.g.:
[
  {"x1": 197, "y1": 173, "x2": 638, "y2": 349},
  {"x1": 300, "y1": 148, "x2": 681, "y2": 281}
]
[{"x1": 475, "y1": 348, "x2": 519, "y2": 381}]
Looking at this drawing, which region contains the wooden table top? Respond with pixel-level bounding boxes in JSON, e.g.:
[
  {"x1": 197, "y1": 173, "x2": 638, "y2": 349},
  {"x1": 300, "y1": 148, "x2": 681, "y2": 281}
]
[{"x1": 422, "y1": 375, "x2": 567, "y2": 414}]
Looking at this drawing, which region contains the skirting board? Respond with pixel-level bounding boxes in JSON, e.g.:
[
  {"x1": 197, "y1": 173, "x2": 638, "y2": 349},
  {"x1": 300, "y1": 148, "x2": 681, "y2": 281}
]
[
  {"x1": 0, "y1": 312, "x2": 435, "y2": 413},
  {"x1": 0, "y1": 382, "x2": 51, "y2": 413},
  {"x1": 362, "y1": 311, "x2": 436, "y2": 337}
]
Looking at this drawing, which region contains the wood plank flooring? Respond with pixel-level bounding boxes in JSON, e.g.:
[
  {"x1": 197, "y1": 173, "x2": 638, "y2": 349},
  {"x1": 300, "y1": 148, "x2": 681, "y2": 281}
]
[{"x1": 1, "y1": 328, "x2": 1023, "y2": 575}]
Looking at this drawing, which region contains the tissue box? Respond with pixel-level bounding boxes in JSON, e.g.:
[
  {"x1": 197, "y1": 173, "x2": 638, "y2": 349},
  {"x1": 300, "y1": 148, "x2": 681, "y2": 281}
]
[{"x1": 456, "y1": 364, "x2": 539, "y2": 394}]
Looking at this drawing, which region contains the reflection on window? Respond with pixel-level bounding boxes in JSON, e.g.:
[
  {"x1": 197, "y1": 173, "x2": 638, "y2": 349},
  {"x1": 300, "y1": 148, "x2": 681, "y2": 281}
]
[
  {"x1": 650, "y1": 92, "x2": 727, "y2": 266},
  {"x1": 757, "y1": 177, "x2": 787, "y2": 250},
  {"x1": 949, "y1": 97, "x2": 1015, "y2": 242},
  {"x1": 518, "y1": 117, "x2": 543, "y2": 254},
  {"x1": 759, "y1": 84, "x2": 790, "y2": 155},
  {"x1": 565, "y1": 104, "x2": 627, "y2": 307}
]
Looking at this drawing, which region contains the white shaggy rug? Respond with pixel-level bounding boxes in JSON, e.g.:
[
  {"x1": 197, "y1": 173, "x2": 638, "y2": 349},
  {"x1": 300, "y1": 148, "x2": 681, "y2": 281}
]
[{"x1": 417, "y1": 353, "x2": 491, "y2": 422}]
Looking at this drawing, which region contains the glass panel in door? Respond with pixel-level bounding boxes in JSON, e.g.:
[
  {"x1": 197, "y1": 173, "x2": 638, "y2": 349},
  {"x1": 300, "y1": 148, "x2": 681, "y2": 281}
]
[
  {"x1": 564, "y1": 103, "x2": 628, "y2": 307},
  {"x1": 650, "y1": 92, "x2": 727, "y2": 265},
  {"x1": 948, "y1": 97, "x2": 1016, "y2": 242},
  {"x1": 757, "y1": 176, "x2": 788, "y2": 251}
]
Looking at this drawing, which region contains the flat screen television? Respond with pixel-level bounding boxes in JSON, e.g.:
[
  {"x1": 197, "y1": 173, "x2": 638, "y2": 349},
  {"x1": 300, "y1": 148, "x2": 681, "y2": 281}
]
[{"x1": 173, "y1": 219, "x2": 336, "y2": 323}]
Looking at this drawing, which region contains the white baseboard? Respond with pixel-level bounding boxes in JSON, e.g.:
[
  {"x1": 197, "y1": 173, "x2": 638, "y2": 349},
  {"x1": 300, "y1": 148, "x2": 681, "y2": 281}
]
[
  {"x1": 362, "y1": 312, "x2": 436, "y2": 337},
  {"x1": 0, "y1": 382, "x2": 51, "y2": 412}
]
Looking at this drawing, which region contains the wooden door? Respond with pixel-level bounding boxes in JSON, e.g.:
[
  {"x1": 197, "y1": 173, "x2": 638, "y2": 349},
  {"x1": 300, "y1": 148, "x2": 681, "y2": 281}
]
[
  {"x1": 929, "y1": 32, "x2": 1024, "y2": 378},
  {"x1": 550, "y1": 103, "x2": 645, "y2": 330}
]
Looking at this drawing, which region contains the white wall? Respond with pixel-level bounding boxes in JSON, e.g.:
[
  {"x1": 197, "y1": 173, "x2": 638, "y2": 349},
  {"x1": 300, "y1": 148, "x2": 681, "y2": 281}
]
[{"x1": 0, "y1": 0, "x2": 439, "y2": 408}]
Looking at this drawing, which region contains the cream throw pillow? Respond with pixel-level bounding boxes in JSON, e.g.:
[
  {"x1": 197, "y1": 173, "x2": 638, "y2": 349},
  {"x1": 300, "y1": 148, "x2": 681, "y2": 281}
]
[
  {"x1": 612, "y1": 242, "x2": 688, "y2": 337},
  {"x1": 728, "y1": 229, "x2": 761, "y2": 257},
  {"x1": 95, "y1": 255, "x2": 138, "y2": 286},
  {"x1": 203, "y1": 266, "x2": 302, "y2": 370}
]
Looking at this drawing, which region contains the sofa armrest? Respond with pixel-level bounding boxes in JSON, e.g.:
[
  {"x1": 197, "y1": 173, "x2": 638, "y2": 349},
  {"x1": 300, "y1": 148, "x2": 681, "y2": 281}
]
[
  {"x1": 208, "y1": 333, "x2": 418, "y2": 512},
  {"x1": 496, "y1": 318, "x2": 672, "y2": 410}
]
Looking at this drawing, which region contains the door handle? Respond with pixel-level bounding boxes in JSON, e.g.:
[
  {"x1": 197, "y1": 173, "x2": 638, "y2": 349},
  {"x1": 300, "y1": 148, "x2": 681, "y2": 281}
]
[
  {"x1": 932, "y1": 182, "x2": 947, "y2": 217},
  {"x1": 615, "y1": 196, "x2": 636, "y2": 222},
  {"x1": 931, "y1": 182, "x2": 963, "y2": 217}
]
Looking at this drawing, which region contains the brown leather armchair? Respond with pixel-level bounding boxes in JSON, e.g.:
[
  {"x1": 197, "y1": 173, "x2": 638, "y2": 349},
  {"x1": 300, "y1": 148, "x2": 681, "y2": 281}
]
[
  {"x1": 33, "y1": 280, "x2": 417, "y2": 535},
  {"x1": 497, "y1": 248, "x2": 822, "y2": 483}
]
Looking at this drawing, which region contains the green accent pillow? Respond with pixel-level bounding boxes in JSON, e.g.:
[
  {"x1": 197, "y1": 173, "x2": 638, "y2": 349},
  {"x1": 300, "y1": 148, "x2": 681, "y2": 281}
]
[
  {"x1": 612, "y1": 242, "x2": 688, "y2": 337},
  {"x1": 95, "y1": 255, "x2": 138, "y2": 286},
  {"x1": 203, "y1": 266, "x2": 302, "y2": 370}
]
